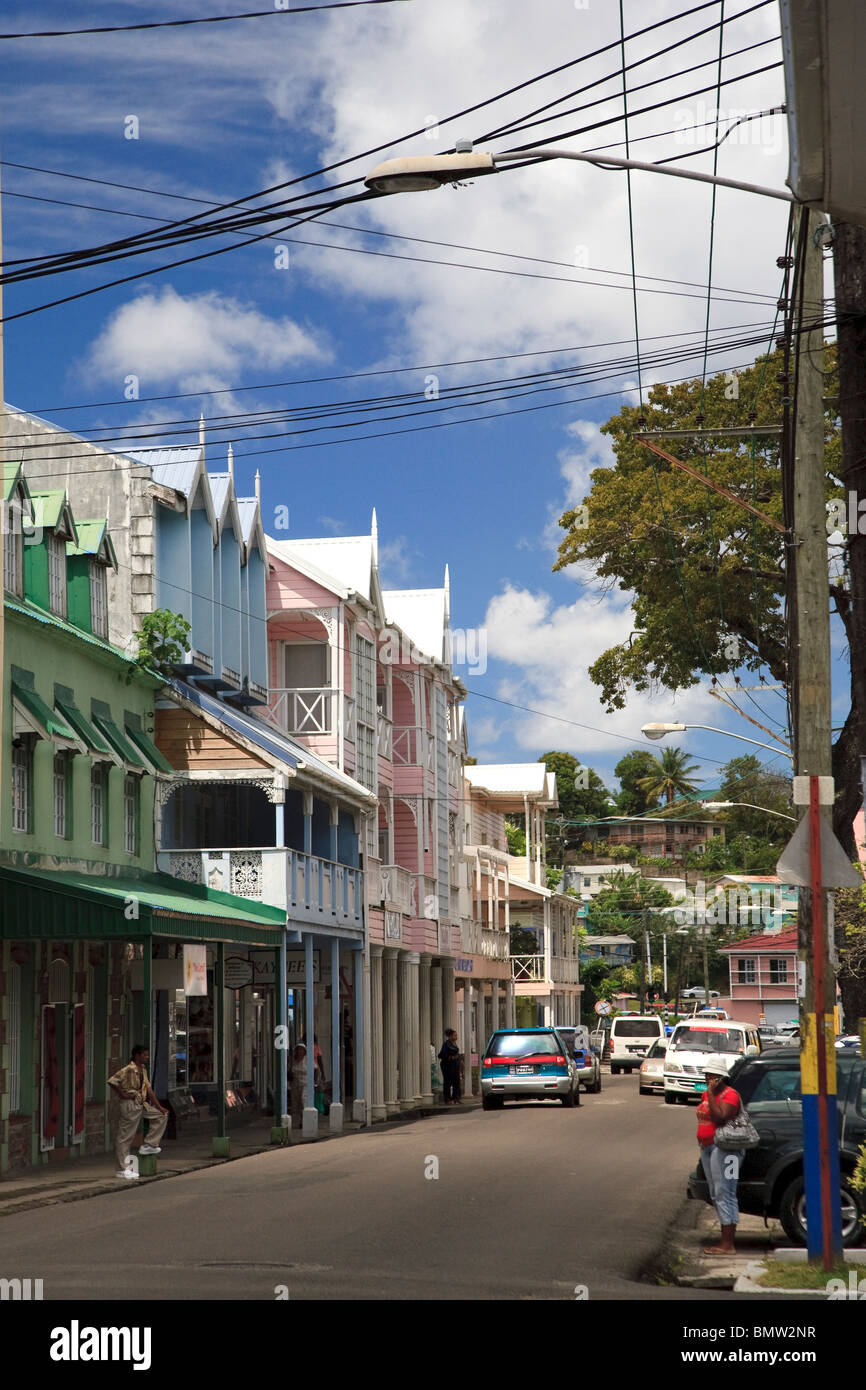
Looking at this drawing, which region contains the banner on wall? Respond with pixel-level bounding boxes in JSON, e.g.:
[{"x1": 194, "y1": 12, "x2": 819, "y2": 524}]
[{"x1": 183, "y1": 945, "x2": 208, "y2": 996}]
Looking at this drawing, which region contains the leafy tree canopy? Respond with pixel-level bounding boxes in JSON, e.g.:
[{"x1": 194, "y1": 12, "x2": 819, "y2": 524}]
[
  {"x1": 636, "y1": 744, "x2": 701, "y2": 807},
  {"x1": 614, "y1": 749, "x2": 661, "y2": 814}
]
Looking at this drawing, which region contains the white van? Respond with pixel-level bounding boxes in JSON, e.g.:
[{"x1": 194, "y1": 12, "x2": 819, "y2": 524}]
[
  {"x1": 663, "y1": 1019, "x2": 761, "y2": 1103},
  {"x1": 609, "y1": 1015, "x2": 666, "y2": 1074}
]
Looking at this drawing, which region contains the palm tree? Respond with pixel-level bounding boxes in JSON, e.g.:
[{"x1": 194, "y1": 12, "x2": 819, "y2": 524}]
[{"x1": 636, "y1": 745, "x2": 701, "y2": 807}]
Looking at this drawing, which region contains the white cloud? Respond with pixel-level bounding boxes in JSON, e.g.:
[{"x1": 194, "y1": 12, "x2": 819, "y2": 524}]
[
  {"x1": 479, "y1": 582, "x2": 721, "y2": 775},
  {"x1": 81, "y1": 285, "x2": 330, "y2": 391},
  {"x1": 377, "y1": 534, "x2": 415, "y2": 585}
]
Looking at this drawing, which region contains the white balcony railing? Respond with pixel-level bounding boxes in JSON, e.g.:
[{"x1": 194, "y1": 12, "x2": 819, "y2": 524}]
[
  {"x1": 392, "y1": 725, "x2": 434, "y2": 771},
  {"x1": 267, "y1": 686, "x2": 333, "y2": 735},
  {"x1": 461, "y1": 920, "x2": 483, "y2": 954},
  {"x1": 482, "y1": 927, "x2": 511, "y2": 961},
  {"x1": 160, "y1": 846, "x2": 363, "y2": 929},
  {"x1": 510, "y1": 954, "x2": 580, "y2": 985},
  {"x1": 377, "y1": 711, "x2": 392, "y2": 760},
  {"x1": 380, "y1": 863, "x2": 416, "y2": 915}
]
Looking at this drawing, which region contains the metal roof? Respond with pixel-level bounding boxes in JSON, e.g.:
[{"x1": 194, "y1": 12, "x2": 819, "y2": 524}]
[{"x1": 383, "y1": 587, "x2": 447, "y2": 663}]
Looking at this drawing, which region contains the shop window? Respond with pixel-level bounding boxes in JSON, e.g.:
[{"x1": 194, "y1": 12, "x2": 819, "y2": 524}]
[
  {"x1": 47, "y1": 531, "x2": 67, "y2": 617},
  {"x1": 124, "y1": 774, "x2": 139, "y2": 856},
  {"x1": 91, "y1": 762, "x2": 108, "y2": 846},
  {"x1": 54, "y1": 751, "x2": 70, "y2": 839},
  {"x1": 90, "y1": 561, "x2": 108, "y2": 638}
]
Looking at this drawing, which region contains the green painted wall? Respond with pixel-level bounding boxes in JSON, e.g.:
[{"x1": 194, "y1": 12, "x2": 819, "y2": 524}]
[
  {"x1": 66, "y1": 556, "x2": 93, "y2": 634},
  {"x1": 2, "y1": 607, "x2": 160, "y2": 871}
]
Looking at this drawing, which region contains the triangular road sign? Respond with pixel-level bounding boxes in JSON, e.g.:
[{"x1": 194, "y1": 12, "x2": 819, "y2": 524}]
[{"x1": 777, "y1": 816, "x2": 864, "y2": 888}]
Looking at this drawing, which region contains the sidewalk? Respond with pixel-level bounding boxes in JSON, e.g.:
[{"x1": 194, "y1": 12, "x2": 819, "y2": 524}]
[
  {"x1": 662, "y1": 1195, "x2": 790, "y2": 1290},
  {"x1": 0, "y1": 1096, "x2": 482, "y2": 1219}
]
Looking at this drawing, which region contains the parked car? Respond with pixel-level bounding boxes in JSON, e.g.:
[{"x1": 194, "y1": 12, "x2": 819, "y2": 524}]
[
  {"x1": 687, "y1": 1047, "x2": 866, "y2": 1246},
  {"x1": 554, "y1": 1024, "x2": 602, "y2": 1093},
  {"x1": 609, "y1": 1014, "x2": 667, "y2": 1074},
  {"x1": 664, "y1": 1020, "x2": 761, "y2": 1103},
  {"x1": 694, "y1": 1008, "x2": 730, "y2": 1021},
  {"x1": 681, "y1": 987, "x2": 721, "y2": 999},
  {"x1": 836, "y1": 1035, "x2": 862, "y2": 1050},
  {"x1": 481, "y1": 1028, "x2": 579, "y2": 1109},
  {"x1": 638, "y1": 1039, "x2": 668, "y2": 1095}
]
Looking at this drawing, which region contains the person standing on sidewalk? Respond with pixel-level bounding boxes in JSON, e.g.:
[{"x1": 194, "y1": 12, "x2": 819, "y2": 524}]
[
  {"x1": 696, "y1": 1057, "x2": 743, "y2": 1256},
  {"x1": 108, "y1": 1046, "x2": 169, "y2": 1179},
  {"x1": 290, "y1": 1043, "x2": 308, "y2": 1132},
  {"x1": 438, "y1": 1029, "x2": 462, "y2": 1105}
]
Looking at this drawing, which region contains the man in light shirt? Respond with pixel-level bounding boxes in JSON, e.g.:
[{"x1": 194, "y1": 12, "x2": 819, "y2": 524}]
[{"x1": 108, "y1": 1045, "x2": 169, "y2": 1178}]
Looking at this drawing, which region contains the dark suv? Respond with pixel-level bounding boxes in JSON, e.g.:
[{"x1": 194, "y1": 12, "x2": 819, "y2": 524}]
[{"x1": 687, "y1": 1047, "x2": 866, "y2": 1246}]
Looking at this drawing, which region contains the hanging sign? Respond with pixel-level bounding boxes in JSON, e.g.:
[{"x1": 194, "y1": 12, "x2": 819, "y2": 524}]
[{"x1": 183, "y1": 944, "x2": 208, "y2": 996}]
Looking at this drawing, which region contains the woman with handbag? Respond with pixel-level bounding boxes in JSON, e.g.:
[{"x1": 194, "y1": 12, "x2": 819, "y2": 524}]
[{"x1": 696, "y1": 1057, "x2": 754, "y2": 1256}]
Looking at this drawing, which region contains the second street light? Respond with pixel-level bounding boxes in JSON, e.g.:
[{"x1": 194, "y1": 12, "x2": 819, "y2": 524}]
[{"x1": 640, "y1": 721, "x2": 794, "y2": 764}]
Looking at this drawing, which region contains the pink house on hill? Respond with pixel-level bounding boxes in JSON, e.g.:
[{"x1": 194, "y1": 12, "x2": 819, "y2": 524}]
[{"x1": 719, "y1": 927, "x2": 798, "y2": 1026}]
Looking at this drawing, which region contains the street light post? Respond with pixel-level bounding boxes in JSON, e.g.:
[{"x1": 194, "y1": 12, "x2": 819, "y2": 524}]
[{"x1": 641, "y1": 722, "x2": 794, "y2": 762}]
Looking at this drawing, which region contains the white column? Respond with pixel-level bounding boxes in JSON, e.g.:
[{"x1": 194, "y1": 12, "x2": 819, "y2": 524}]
[
  {"x1": 441, "y1": 958, "x2": 456, "y2": 1031},
  {"x1": 492, "y1": 980, "x2": 501, "y2": 1033},
  {"x1": 383, "y1": 949, "x2": 400, "y2": 1116},
  {"x1": 409, "y1": 953, "x2": 422, "y2": 1107},
  {"x1": 462, "y1": 978, "x2": 474, "y2": 1095},
  {"x1": 430, "y1": 962, "x2": 444, "y2": 1102},
  {"x1": 505, "y1": 978, "x2": 515, "y2": 1028},
  {"x1": 419, "y1": 953, "x2": 433, "y2": 1106},
  {"x1": 370, "y1": 947, "x2": 385, "y2": 1121},
  {"x1": 398, "y1": 954, "x2": 415, "y2": 1109}
]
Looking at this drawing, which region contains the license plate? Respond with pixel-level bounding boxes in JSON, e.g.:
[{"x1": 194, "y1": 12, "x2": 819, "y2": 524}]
[
  {"x1": 694, "y1": 1081, "x2": 706, "y2": 1092},
  {"x1": 512, "y1": 1065, "x2": 535, "y2": 1076}
]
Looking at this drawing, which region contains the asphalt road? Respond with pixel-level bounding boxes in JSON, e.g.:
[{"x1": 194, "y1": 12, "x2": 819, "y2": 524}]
[{"x1": 1, "y1": 1071, "x2": 723, "y2": 1301}]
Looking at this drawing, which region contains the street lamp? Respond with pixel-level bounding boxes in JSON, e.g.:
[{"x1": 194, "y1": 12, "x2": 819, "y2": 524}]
[
  {"x1": 640, "y1": 722, "x2": 794, "y2": 763},
  {"x1": 703, "y1": 800, "x2": 796, "y2": 822},
  {"x1": 364, "y1": 146, "x2": 793, "y2": 203}
]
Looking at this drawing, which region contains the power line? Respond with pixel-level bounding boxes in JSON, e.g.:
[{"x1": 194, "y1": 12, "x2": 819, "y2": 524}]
[{"x1": 0, "y1": 1, "x2": 416, "y2": 41}]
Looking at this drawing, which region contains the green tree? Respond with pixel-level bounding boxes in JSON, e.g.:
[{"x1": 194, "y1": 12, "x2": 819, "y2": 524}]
[
  {"x1": 135, "y1": 609, "x2": 191, "y2": 674},
  {"x1": 717, "y1": 754, "x2": 793, "y2": 844},
  {"x1": 505, "y1": 821, "x2": 526, "y2": 857},
  {"x1": 636, "y1": 745, "x2": 701, "y2": 807},
  {"x1": 553, "y1": 346, "x2": 862, "y2": 854},
  {"x1": 614, "y1": 749, "x2": 661, "y2": 814},
  {"x1": 540, "y1": 750, "x2": 611, "y2": 864},
  {"x1": 585, "y1": 871, "x2": 675, "y2": 1010}
]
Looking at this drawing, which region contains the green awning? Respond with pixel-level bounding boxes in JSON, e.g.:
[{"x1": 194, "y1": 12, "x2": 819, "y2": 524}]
[
  {"x1": 0, "y1": 865, "x2": 286, "y2": 944},
  {"x1": 12, "y1": 681, "x2": 77, "y2": 742},
  {"x1": 92, "y1": 714, "x2": 145, "y2": 768},
  {"x1": 54, "y1": 698, "x2": 112, "y2": 756},
  {"x1": 124, "y1": 722, "x2": 173, "y2": 773}
]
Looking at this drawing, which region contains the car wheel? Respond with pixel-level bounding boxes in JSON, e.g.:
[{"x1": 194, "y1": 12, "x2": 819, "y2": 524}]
[
  {"x1": 611, "y1": 1066, "x2": 620, "y2": 1076},
  {"x1": 593, "y1": 1070, "x2": 602, "y2": 1094},
  {"x1": 664, "y1": 1092, "x2": 676, "y2": 1105},
  {"x1": 482, "y1": 1095, "x2": 502, "y2": 1111},
  {"x1": 779, "y1": 1174, "x2": 866, "y2": 1247},
  {"x1": 638, "y1": 1085, "x2": 649, "y2": 1095},
  {"x1": 561, "y1": 1087, "x2": 576, "y2": 1107}
]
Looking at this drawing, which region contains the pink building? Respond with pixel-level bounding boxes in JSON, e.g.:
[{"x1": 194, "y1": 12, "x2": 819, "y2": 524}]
[{"x1": 718, "y1": 927, "x2": 798, "y2": 1025}]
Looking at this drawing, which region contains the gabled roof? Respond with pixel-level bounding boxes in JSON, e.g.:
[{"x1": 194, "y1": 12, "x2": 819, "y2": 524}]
[
  {"x1": 29, "y1": 490, "x2": 78, "y2": 544},
  {"x1": 126, "y1": 443, "x2": 217, "y2": 530},
  {"x1": 284, "y1": 535, "x2": 376, "y2": 600},
  {"x1": 208, "y1": 472, "x2": 242, "y2": 541},
  {"x1": 383, "y1": 587, "x2": 447, "y2": 664},
  {"x1": 720, "y1": 927, "x2": 798, "y2": 953},
  {"x1": 67, "y1": 520, "x2": 118, "y2": 571},
  {"x1": 3, "y1": 460, "x2": 32, "y2": 510},
  {"x1": 236, "y1": 498, "x2": 268, "y2": 564}
]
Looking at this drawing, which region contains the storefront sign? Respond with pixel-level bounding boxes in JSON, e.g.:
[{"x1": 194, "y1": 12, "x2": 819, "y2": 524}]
[
  {"x1": 225, "y1": 956, "x2": 254, "y2": 989},
  {"x1": 183, "y1": 944, "x2": 208, "y2": 996},
  {"x1": 247, "y1": 949, "x2": 321, "y2": 983},
  {"x1": 286, "y1": 950, "x2": 320, "y2": 982},
  {"x1": 455, "y1": 958, "x2": 474, "y2": 974}
]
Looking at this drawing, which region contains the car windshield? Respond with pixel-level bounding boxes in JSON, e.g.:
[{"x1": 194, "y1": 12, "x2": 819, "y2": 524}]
[
  {"x1": 672, "y1": 1028, "x2": 743, "y2": 1054},
  {"x1": 488, "y1": 1032, "x2": 562, "y2": 1058},
  {"x1": 612, "y1": 1020, "x2": 660, "y2": 1038},
  {"x1": 647, "y1": 1041, "x2": 668, "y2": 1058}
]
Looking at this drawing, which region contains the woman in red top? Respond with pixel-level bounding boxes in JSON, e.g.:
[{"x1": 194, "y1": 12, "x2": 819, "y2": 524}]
[{"x1": 696, "y1": 1057, "x2": 743, "y2": 1255}]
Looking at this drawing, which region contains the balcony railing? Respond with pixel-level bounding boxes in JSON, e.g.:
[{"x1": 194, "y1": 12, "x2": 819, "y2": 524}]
[
  {"x1": 265, "y1": 687, "x2": 356, "y2": 743},
  {"x1": 392, "y1": 725, "x2": 434, "y2": 771},
  {"x1": 377, "y1": 711, "x2": 392, "y2": 760},
  {"x1": 510, "y1": 954, "x2": 580, "y2": 984},
  {"x1": 482, "y1": 927, "x2": 511, "y2": 961},
  {"x1": 379, "y1": 863, "x2": 416, "y2": 916},
  {"x1": 160, "y1": 846, "x2": 363, "y2": 929}
]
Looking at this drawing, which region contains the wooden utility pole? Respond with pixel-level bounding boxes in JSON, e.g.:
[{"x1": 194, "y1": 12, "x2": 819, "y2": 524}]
[
  {"x1": 0, "y1": 149, "x2": 5, "y2": 803},
  {"x1": 788, "y1": 206, "x2": 841, "y2": 1266}
]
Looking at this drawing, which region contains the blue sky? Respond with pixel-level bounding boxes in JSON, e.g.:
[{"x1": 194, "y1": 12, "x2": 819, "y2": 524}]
[{"x1": 0, "y1": 0, "x2": 828, "y2": 797}]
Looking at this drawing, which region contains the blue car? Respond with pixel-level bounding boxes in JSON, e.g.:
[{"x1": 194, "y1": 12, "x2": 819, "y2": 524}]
[{"x1": 481, "y1": 1028, "x2": 579, "y2": 1109}]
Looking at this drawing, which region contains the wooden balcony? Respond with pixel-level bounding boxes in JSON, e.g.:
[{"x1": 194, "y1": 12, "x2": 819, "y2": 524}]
[
  {"x1": 392, "y1": 725, "x2": 435, "y2": 771},
  {"x1": 510, "y1": 954, "x2": 580, "y2": 985},
  {"x1": 265, "y1": 687, "x2": 355, "y2": 742}
]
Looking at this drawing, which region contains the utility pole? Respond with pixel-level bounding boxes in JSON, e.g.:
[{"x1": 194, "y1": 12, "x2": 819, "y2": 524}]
[
  {"x1": 0, "y1": 148, "x2": 6, "y2": 801},
  {"x1": 787, "y1": 205, "x2": 841, "y2": 1266}
]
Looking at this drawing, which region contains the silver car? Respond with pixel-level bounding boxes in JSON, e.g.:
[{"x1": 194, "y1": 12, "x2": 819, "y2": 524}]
[
  {"x1": 553, "y1": 1024, "x2": 602, "y2": 1094},
  {"x1": 638, "y1": 1039, "x2": 667, "y2": 1095}
]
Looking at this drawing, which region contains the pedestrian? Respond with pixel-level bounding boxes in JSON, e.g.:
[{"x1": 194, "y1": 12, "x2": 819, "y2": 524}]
[
  {"x1": 108, "y1": 1045, "x2": 169, "y2": 1179},
  {"x1": 696, "y1": 1056, "x2": 744, "y2": 1256},
  {"x1": 438, "y1": 1028, "x2": 462, "y2": 1104},
  {"x1": 290, "y1": 1043, "x2": 308, "y2": 1131}
]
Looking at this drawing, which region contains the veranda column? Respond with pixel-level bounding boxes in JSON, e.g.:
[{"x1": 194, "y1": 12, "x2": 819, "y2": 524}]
[
  {"x1": 418, "y1": 953, "x2": 433, "y2": 1106},
  {"x1": 302, "y1": 935, "x2": 318, "y2": 1139},
  {"x1": 440, "y1": 958, "x2": 456, "y2": 1031},
  {"x1": 491, "y1": 980, "x2": 501, "y2": 1034},
  {"x1": 383, "y1": 949, "x2": 400, "y2": 1117},
  {"x1": 461, "y1": 978, "x2": 474, "y2": 1096},
  {"x1": 430, "y1": 961, "x2": 444, "y2": 1103},
  {"x1": 329, "y1": 938, "x2": 343, "y2": 1132},
  {"x1": 353, "y1": 944, "x2": 367, "y2": 1123},
  {"x1": 370, "y1": 946, "x2": 386, "y2": 1122},
  {"x1": 408, "y1": 952, "x2": 422, "y2": 1107},
  {"x1": 397, "y1": 953, "x2": 415, "y2": 1109},
  {"x1": 505, "y1": 978, "x2": 515, "y2": 1028}
]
